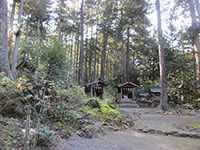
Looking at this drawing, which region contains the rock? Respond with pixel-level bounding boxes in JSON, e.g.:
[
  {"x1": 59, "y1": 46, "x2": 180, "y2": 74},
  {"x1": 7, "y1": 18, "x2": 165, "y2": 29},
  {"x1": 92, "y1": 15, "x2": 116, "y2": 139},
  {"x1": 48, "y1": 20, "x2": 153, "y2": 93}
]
[
  {"x1": 78, "y1": 113, "x2": 96, "y2": 128},
  {"x1": 123, "y1": 116, "x2": 135, "y2": 127}
]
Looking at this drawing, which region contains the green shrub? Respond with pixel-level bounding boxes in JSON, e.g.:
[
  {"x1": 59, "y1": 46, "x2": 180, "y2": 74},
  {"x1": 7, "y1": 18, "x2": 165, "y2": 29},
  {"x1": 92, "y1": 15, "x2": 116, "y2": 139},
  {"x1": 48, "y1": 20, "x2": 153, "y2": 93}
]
[
  {"x1": 36, "y1": 126, "x2": 55, "y2": 146},
  {"x1": 0, "y1": 117, "x2": 24, "y2": 149},
  {"x1": 85, "y1": 98, "x2": 100, "y2": 109},
  {"x1": 82, "y1": 98, "x2": 122, "y2": 123},
  {"x1": 48, "y1": 101, "x2": 82, "y2": 130},
  {"x1": 100, "y1": 102, "x2": 121, "y2": 122},
  {"x1": 56, "y1": 103, "x2": 81, "y2": 122},
  {"x1": 56, "y1": 86, "x2": 87, "y2": 107},
  {"x1": 0, "y1": 73, "x2": 16, "y2": 92}
]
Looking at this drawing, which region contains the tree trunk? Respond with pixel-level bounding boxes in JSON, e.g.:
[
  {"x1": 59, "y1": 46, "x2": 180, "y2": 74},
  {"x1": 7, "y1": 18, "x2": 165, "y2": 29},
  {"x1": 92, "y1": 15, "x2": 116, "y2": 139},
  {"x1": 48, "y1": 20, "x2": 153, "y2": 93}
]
[
  {"x1": 73, "y1": 34, "x2": 77, "y2": 80},
  {"x1": 79, "y1": 0, "x2": 85, "y2": 85},
  {"x1": 10, "y1": 0, "x2": 16, "y2": 30},
  {"x1": 88, "y1": 26, "x2": 94, "y2": 81},
  {"x1": 58, "y1": 0, "x2": 65, "y2": 44},
  {"x1": 8, "y1": 0, "x2": 16, "y2": 50},
  {"x1": 156, "y1": 0, "x2": 168, "y2": 111},
  {"x1": 24, "y1": 24, "x2": 31, "y2": 62},
  {"x1": 93, "y1": 20, "x2": 98, "y2": 81},
  {"x1": 97, "y1": 53, "x2": 100, "y2": 78},
  {"x1": 125, "y1": 27, "x2": 130, "y2": 82},
  {"x1": 194, "y1": 0, "x2": 200, "y2": 20},
  {"x1": 188, "y1": 0, "x2": 200, "y2": 81},
  {"x1": 11, "y1": 0, "x2": 24, "y2": 79},
  {"x1": 88, "y1": 49, "x2": 92, "y2": 82},
  {"x1": 75, "y1": 35, "x2": 80, "y2": 82},
  {"x1": 70, "y1": 34, "x2": 73, "y2": 60},
  {"x1": 100, "y1": 30, "x2": 109, "y2": 80},
  {"x1": 105, "y1": 49, "x2": 109, "y2": 80},
  {"x1": 85, "y1": 39, "x2": 88, "y2": 82},
  {"x1": 0, "y1": 0, "x2": 13, "y2": 78}
]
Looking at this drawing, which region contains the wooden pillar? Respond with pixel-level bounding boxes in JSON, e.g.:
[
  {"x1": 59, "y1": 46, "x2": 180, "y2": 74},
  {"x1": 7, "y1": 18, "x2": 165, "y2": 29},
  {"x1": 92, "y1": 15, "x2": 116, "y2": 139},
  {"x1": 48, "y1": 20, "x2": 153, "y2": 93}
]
[
  {"x1": 94, "y1": 87, "x2": 96, "y2": 97},
  {"x1": 132, "y1": 88, "x2": 135, "y2": 101}
]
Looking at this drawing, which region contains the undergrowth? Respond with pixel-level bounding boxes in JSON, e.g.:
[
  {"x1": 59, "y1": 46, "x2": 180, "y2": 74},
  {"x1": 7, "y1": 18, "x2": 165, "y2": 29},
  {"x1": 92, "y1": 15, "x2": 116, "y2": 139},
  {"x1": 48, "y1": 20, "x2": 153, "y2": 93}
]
[{"x1": 82, "y1": 98, "x2": 122, "y2": 124}]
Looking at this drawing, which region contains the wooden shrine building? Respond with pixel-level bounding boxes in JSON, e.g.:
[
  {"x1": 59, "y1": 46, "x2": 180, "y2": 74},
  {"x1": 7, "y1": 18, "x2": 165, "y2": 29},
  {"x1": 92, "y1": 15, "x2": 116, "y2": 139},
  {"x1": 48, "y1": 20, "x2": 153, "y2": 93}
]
[
  {"x1": 85, "y1": 79, "x2": 106, "y2": 98},
  {"x1": 118, "y1": 82, "x2": 139, "y2": 101}
]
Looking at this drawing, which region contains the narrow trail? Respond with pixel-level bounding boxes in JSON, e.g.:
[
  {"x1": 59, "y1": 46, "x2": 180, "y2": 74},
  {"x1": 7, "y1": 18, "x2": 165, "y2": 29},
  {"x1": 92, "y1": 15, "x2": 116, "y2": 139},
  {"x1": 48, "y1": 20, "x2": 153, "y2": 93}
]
[{"x1": 53, "y1": 108, "x2": 200, "y2": 150}]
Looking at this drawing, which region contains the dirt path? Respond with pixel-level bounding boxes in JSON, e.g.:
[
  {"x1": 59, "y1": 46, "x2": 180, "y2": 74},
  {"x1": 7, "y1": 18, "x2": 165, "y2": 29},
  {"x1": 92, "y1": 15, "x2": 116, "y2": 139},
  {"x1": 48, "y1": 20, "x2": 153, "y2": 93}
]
[
  {"x1": 54, "y1": 130, "x2": 200, "y2": 150},
  {"x1": 121, "y1": 108, "x2": 200, "y2": 137},
  {"x1": 53, "y1": 108, "x2": 200, "y2": 150}
]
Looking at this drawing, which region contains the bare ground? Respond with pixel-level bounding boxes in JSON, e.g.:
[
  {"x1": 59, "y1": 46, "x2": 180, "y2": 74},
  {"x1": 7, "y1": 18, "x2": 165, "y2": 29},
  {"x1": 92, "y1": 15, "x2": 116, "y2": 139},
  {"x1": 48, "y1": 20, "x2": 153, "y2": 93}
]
[
  {"x1": 54, "y1": 130, "x2": 200, "y2": 150},
  {"x1": 53, "y1": 108, "x2": 200, "y2": 150}
]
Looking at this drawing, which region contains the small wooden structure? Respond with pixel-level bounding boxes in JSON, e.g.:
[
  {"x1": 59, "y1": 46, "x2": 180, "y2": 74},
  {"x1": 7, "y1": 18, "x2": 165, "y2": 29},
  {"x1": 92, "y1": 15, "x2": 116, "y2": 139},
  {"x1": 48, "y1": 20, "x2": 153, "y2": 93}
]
[
  {"x1": 85, "y1": 79, "x2": 106, "y2": 98},
  {"x1": 118, "y1": 82, "x2": 139, "y2": 101}
]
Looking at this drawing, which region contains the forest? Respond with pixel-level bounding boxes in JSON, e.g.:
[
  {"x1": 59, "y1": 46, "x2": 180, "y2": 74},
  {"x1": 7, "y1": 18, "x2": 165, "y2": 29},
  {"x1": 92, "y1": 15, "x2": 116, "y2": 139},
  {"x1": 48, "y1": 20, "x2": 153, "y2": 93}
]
[{"x1": 0, "y1": 0, "x2": 200, "y2": 150}]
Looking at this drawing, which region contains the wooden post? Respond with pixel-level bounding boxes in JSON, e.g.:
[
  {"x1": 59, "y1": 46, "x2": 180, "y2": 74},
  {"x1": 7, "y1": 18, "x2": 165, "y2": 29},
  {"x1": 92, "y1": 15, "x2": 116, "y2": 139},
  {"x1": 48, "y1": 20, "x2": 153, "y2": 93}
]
[
  {"x1": 120, "y1": 88, "x2": 123, "y2": 102},
  {"x1": 132, "y1": 88, "x2": 135, "y2": 101},
  {"x1": 94, "y1": 87, "x2": 96, "y2": 97},
  {"x1": 90, "y1": 86, "x2": 93, "y2": 97}
]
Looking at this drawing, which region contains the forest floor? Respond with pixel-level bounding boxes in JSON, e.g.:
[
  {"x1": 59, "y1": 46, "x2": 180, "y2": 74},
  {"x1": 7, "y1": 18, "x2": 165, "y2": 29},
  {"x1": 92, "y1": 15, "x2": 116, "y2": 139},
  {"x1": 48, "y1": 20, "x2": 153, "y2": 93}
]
[{"x1": 53, "y1": 108, "x2": 200, "y2": 150}]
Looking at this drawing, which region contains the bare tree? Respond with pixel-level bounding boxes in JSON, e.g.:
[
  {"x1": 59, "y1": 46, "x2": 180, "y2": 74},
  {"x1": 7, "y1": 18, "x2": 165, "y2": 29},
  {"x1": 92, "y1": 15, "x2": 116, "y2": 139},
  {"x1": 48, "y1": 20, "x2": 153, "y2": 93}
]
[{"x1": 156, "y1": 0, "x2": 168, "y2": 111}]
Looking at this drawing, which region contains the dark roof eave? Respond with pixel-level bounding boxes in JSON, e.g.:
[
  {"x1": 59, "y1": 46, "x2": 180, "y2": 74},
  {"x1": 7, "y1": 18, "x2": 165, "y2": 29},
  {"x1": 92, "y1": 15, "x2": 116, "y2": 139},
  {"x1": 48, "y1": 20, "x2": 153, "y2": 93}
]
[{"x1": 118, "y1": 82, "x2": 139, "y2": 88}]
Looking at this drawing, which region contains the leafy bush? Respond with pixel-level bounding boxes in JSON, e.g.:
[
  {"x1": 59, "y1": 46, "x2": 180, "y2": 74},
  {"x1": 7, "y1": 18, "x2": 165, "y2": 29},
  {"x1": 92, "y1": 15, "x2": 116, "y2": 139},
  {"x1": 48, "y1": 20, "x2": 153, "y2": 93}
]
[
  {"x1": 85, "y1": 98, "x2": 100, "y2": 109},
  {"x1": 82, "y1": 98, "x2": 122, "y2": 123},
  {"x1": 36, "y1": 126, "x2": 55, "y2": 147},
  {"x1": 56, "y1": 86, "x2": 87, "y2": 107},
  {"x1": 100, "y1": 102, "x2": 122, "y2": 122},
  {"x1": 55, "y1": 103, "x2": 82, "y2": 123},
  {"x1": 0, "y1": 117, "x2": 24, "y2": 149},
  {"x1": 0, "y1": 73, "x2": 16, "y2": 96}
]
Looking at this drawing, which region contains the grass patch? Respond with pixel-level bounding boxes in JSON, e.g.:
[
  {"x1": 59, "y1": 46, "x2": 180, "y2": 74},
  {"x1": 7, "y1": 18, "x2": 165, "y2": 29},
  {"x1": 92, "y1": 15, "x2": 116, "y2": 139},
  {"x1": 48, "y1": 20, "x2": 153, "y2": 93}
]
[{"x1": 189, "y1": 123, "x2": 200, "y2": 129}]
